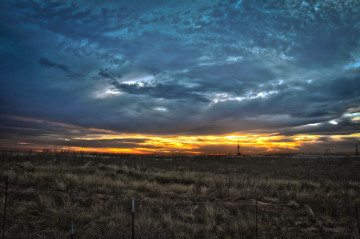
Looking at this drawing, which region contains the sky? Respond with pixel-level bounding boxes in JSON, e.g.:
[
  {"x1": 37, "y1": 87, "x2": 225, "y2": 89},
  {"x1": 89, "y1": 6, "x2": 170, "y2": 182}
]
[{"x1": 0, "y1": 0, "x2": 359, "y2": 155}]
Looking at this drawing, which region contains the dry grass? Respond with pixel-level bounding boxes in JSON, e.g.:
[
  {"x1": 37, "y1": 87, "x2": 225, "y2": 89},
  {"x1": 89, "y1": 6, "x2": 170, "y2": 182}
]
[{"x1": 0, "y1": 152, "x2": 359, "y2": 238}]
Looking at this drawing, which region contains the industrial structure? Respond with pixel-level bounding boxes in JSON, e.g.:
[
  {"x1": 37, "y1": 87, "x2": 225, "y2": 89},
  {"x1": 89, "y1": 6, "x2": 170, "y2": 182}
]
[{"x1": 237, "y1": 141, "x2": 241, "y2": 156}]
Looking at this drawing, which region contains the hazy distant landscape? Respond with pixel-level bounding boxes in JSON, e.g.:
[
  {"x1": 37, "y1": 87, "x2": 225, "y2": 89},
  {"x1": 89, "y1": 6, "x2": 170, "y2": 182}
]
[{"x1": 1, "y1": 152, "x2": 359, "y2": 238}]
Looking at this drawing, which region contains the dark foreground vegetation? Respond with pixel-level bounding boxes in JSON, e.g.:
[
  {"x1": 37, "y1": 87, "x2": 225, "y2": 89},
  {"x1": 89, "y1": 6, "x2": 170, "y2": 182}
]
[{"x1": 0, "y1": 151, "x2": 360, "y2": 239}]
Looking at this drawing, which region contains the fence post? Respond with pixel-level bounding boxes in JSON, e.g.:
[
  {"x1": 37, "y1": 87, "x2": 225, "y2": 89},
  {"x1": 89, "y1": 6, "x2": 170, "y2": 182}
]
[
  {"x1": 355, "y1": 203, "x2": 360, "y2": 237},
  {"x1": 2, "y1": 176, "x2": 8, "y2": 239},
  {"x1": 131, "y1": 197, "x2": 135, "y2": 239},
  {"x1": 70, "y1": 221, "x2": 75, "y2": 239},
  {"x1": 255, "y1": 201, "x2": 258, "y2": 239},
  {"x1": 346, "y1": 204, "x2": 351, "y2": 237}
]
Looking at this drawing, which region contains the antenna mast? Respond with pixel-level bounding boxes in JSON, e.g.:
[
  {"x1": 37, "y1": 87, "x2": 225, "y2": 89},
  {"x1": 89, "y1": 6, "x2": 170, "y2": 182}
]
[{"x1": 237, "y1": 141, "x2": 241, "y2": 156}]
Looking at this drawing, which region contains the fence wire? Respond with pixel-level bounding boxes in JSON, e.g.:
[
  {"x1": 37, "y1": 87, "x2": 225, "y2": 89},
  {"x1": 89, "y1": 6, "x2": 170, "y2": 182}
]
[{"x1": 1, "y1": 179, "x2": 360, "y2": 239}]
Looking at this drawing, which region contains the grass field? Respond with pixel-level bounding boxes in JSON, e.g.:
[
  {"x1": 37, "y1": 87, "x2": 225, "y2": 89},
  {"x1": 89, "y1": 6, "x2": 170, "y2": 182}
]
[{"x1": 1, "y1": 152, "x2": 359, "y2": 238}]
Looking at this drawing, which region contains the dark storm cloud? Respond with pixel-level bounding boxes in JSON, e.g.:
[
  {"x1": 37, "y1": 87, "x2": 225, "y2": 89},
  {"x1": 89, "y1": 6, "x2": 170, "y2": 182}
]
[
  {"x1": 98, "y1": 68, "x2": 122, "y2": 88},
  {"x1": 299, "y1": 136, "x2": 360, "y2": 153},
  {"x1": 0, "y1": 0, "x2": 360, "y2": 152},
  {"x1": 117, "y1": 82, "x2": 209, "y2": 102},
  {"x1": 98, "y1": 68, "x2": 209, "y2": 102},
  {"x1": 38, "y1": 57, "x2": 72, "y2": 73},
  {"x1": 0, "y1": 115, "x2": 147, "y2": 149},
  {"x1": 38, "y1": 56, "x2": 85, "y2": 78},
  {"x1": 279, "y1": 117, "x2": 360, "y2": 136},
  {"x1": 35, "y1": 138, "x2": 146, "y2": 149},
  {"x1": 0, "y1": 115, "x2": 100, "y2": 139},
  {"x1": 176, "y1": 61, "x2": 276, "y2": 94},
  {"x1": 57, "y1": 138, "x2": 146, "y2": 148}
]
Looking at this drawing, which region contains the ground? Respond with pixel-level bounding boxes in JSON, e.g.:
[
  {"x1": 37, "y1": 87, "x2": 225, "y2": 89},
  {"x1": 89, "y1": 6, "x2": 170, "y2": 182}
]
[{"x1": 0, "y1": 152, "x2": 359, "y2": 238}]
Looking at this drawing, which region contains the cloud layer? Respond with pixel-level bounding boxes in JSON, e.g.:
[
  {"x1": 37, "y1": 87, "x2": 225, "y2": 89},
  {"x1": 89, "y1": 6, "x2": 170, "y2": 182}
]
[{"x1": 0, "y1": 0, "x2": 359, "y2": 153}]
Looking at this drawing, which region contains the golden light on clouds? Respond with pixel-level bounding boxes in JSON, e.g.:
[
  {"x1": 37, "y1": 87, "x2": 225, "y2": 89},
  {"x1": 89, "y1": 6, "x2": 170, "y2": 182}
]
[
  {"x1": 58, "y1": 132, "x2": 355, "y2": 155},
  {"x1": 3, "y1": 115, "x2": 358, "y2": 155}
]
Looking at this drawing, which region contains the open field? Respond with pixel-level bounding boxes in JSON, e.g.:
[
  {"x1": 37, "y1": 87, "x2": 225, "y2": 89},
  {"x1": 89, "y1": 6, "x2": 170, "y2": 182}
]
[{"x1": 1, "y1": 152, "x2": 360, "y2": 238}]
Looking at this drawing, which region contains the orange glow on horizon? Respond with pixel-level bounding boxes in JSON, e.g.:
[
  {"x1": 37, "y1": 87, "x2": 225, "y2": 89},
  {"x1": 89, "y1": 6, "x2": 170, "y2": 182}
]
[
  {"x1": 5, "y1": 115, "x2": 359, "y2": 155},
  {"x1": 55, "y1": 132, "x2": 360, "y2": 155}
]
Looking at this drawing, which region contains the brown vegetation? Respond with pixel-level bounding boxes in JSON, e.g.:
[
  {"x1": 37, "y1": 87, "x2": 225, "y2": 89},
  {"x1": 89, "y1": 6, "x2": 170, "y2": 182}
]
[{"x1": 0, "y1": 152, "x2": 359, "y2": 238}]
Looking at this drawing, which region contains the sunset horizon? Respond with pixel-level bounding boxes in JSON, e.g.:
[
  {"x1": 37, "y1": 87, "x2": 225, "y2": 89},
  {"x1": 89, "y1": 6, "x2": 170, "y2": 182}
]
[{"x1": 1, "y1": 114, "x2": 359, "y2": 155}]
